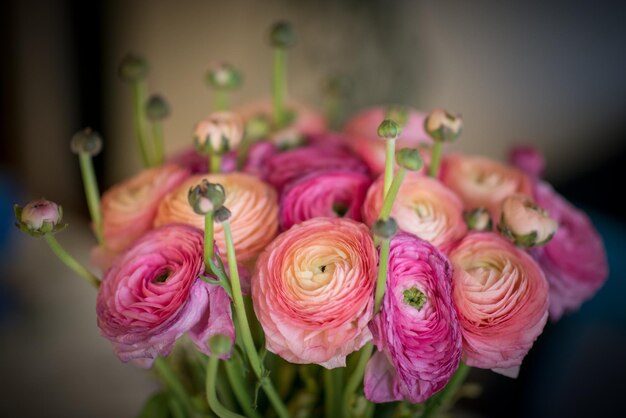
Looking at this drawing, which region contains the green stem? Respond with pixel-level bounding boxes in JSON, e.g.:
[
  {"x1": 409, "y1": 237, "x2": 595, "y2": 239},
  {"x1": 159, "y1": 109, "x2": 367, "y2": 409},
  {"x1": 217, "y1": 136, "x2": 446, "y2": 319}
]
[
  {"x1": 374, "y1": 239, "x2": 391, "y2": 313},
  {"x1": 272, "y1": 48, "x2": 287, "y2": 128},
  {"x1": 419, "y1": 363, "x2": 471, "y2": 418},
  {"x1": 204, "y1": 212, "x2": 215, "y2": 272},
  {"x1": 44, "y1": 234, "x2": 100, "y2": 288},
  {"x1": 325, "y1": 96, "x2": 341, "y2": 131},
  {"x1": 379, "y1": 167, "x2": 406, "y2": 221},
  {"x1": 152, "y1": 120, "x2": 165, "y2": 165},
  {"x1": 343, "y1": 343, "x2": 373, "y2": 418},
  {"x1": 222, "y1": 221, "x2": 290, "y2": 418},
  {"x1": 428, "y1": 141, "x2": 443, "y2": 178},
  {"x1": 383, "y1": 139, "x2": 396, "y2": 196},
  {"x1": 78, "y1": 153, "x2": 104, "y2": 245},
  {"x1": 224, "y1": 357, "x2": 263, "y2": 418},
  {"x1": 210, "y1": 153, "x2": 222, "y2": 174},
  {"x1": 132, "y1": 80, "x2": 153, "y2": 167},
  {"x1": 154, "y1": 358, "x2": 195, "y2": 417},
  {"x1": 215, "y1": 90, "x2": 229, "y2": 112},
  {"x1": 167, "y1": 396, "x2": 188, "y2": 418},
  {"x1": 324, "y1": 367, "x2": 344, "y2": 418},
  {"x1": 206, "y1": 355, "x2": 245, "y2": 418}
]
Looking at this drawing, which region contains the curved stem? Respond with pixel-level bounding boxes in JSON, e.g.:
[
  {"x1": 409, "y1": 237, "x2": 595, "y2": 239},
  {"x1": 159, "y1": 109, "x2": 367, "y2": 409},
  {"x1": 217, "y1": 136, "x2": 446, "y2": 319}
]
[
  {"x1": 44, "y1": 235, "x2": 100, "y2": 288},
  {"x1": 272, "y1": 48, "x2": 287, "y2": 128},
  {"x1": 428, "y1": 141, "x2": 443, "y2": 178},
  {"x1": 383, "y1": 139, "x2": 396, "y2": 196},
  {"x1": 379, "y1": 167, "x2": 406, "y2": 220},
  {"x1": 419, "y1": 363, "x2": 471, "y2": 418},
  {"x1": 222, "y1": 221, "x2": 290, "y2": 418},
  {"x1": 154, "y1": 358, "x2": 194, "y2": 418},
  {"x1": 206, "y1": 355, "x2": 246, "y2": 418},
  {"x1": 224, "y1": 358, "x2": 263, "y2": 418},
  {"x1": 210, "y1": 153, "x2": 222, "y2": 174},
  {"x1": 152, "y1": 121, "x2": 165, "y2": 165},
  {"x1": 343, "y1": 343, "x2": 373, "y2": 418},
  {"x1": 78, "y1": 153, "x2": 104, "y2": 245},
  {"x1": 204, "y1": 212, "x2": 215, "y2": 273},
  {"x1": 132, "y1": 80, "x2": 153, "y2": 167}
]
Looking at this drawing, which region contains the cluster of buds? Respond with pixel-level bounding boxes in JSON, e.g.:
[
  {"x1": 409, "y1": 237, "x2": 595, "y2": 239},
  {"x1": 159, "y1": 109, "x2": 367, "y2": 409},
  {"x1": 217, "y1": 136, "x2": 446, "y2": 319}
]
[
  {"x1": 498, "y1": 194, "x2": 558, "y2": 248},
  {"x1": 187, "y1": 180, "x2": 231, "y2": 223},
  {"x1": 14, "y1": 199, "x2": 66, "y2": 237},
  {"x1": 194, "y1": 112, "x2": 244, "y2": 155}
]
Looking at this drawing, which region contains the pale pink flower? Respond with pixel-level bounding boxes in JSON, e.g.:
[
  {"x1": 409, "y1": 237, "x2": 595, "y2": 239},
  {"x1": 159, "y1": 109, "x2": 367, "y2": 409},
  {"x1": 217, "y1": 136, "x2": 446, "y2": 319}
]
[
  {"x1": 194, "y1": 112, "x2": 244, "y2": 152},
  {"x1": 499, "y1": 193, "x2": 558, "y2": 247}
]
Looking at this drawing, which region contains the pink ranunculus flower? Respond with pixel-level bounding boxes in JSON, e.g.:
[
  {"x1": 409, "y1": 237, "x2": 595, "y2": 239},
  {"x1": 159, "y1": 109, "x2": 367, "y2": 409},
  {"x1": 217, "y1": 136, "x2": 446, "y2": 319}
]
[
  {"x1": 440, "y1": 154, "x2": 533, "y2": 220},
  {"x1": 532, "y1": 182, "x2": 608, "y2": 320},
  {"x1": 449, "y1": 232, "x2": 549, "y2": 376},
  {"x1": 508, "y1": 146, "x2": 545, "y2": 179},
  {"x1": 261, "y1": 143, "x2": 369, "y2": 191},
  {"x1": 194, "y1": 111, "x2": 245, "y2": 152},
  {"x1": 343, "y1": 106, "x2": 431, "y2": 175},
  {"x1": 252, "y1": 218, "x2": 377, "y2": 368},
  {"x1": 96, "y1": 224, "x2": 234, "y2": 366},
  {"x1": 154, "y1": 172, "x2": 278, "y2": 263},
  {"x1": 362, "y1": 173, "x2": 467, "y2": 249},
  {"x1": 279, "y1": 170, "x2": 372, "y2": 230},
  {"x1": 19, "y1": 199, "x2": 62, "y2": 230},
  {"x1": 365, "y1": 233, "x2": 462, "y2": 403},
  {"x1": 243, "y1": 141, "x2": 279, "y2": 177}
]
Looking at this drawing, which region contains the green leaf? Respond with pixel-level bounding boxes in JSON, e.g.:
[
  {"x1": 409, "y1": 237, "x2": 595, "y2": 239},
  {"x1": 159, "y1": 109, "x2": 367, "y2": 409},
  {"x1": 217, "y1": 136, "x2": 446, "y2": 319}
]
[{"x1": 135, "y1": 391, "x2": 170, "y2": 418}]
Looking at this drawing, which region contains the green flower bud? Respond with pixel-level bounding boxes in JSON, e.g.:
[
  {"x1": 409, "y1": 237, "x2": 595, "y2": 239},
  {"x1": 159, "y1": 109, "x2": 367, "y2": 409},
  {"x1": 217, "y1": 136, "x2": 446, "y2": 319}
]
[
  {"x1": 209, "y1": 334, "x2": 232, "y2": 356},
  {"x1": 270, "y1": 21, "x2": 296, "y2": 48},
  {"x1": 145, "y1": 94, "x2": 170, "y2": 121},
  {"x1": 424, "y1": 108, "x2": 463, "y2": 142},
  {"x1": 206, "y1": 62, "x2": 242, "y2": 90},
  {"x1": 377, "y1": 119, "x2": 402, "y2": 141},
  {"x1": 187, "y1": 180, "x2": 226, "y2": 215},
  {"x1": 463, "y1": 208, "x2": 492, "y2": 231},
  {"x1": 214, "y1": 206, "x2": 232, "y2": 223},
  {"x1": 70, "y1": 128, "x2": 103, "y2": 156},
  {"x1": 118, "y1": 53, "x2": 148, "y2": 82},
  {"x1": 372, "y1": 217, "x2": 398, "y2": 239},
  {"x1": 396, "y1": 148, "x2": 423, "y2": 171}
]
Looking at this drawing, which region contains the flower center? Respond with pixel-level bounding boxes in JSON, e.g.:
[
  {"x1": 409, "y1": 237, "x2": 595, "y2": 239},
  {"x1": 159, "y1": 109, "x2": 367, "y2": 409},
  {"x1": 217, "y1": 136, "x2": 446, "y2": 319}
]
[
  {"x1": 403, "y1": 287, "x2": 427, "y2": 311},
  {"x1": 332, "y1": 202, "x2": 348, "y2": 217},
  {"x1": 152, "y1": 270, "x2": 171, "y2": 284}
]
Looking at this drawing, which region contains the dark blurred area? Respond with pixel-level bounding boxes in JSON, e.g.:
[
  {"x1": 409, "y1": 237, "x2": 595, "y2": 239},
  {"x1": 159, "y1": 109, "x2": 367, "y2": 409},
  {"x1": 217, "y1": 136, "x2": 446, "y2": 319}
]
[{"x1": 1, "y1": 1, "x2": 625, "y2": 417}]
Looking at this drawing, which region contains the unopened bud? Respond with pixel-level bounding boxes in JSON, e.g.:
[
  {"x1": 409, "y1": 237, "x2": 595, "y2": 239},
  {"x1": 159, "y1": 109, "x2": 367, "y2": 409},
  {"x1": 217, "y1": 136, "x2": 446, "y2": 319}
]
[
  {"x1": 377, "y1": 119, "x2": 402, "y2": 141},
  {"x1": 206, "y1": 62, "x2": 242, "y2": 90},
  {"x1": 70, "y1": 128, "x2": 103, "y2": 156},
  {"x1": 14, "y1": 199, "x2": 67, "y2": 237},
  {"x1": 424, "y1": 108, "x2": 462, "y2": 142},
  {"x1": 188, "y1": 180, "x2": 226, "y2": 215},
  {"x1": 270, "y1": 21, "x2": 296, "y2": 48},
  {"x1": 193, "y1": 112, "x2": 244, "y2": 155},
  {"x1": 209, "y1": 334, "x2": 232, "y2": 356},
  {"x1": 118, "y1": 53, "x2": 148, "y2": 82},
  {"x1": 372, "y1": 217, "x2": 398, "y2": 239},
  {"x1": 396, "y1": 148, "x2": 423, "y2": 171},
  {"x1": 214, "y1": 206, "x2": 232, "y2": 223},
  {"x1": 464, "y1": 208, "x2": 492, "y2": 231},
  {"x1": 145, "y1": 94, "x2": 170, "y2": 121},
  {"x1": 498, "y1": 194, "x2": 557, "y2": 248}
]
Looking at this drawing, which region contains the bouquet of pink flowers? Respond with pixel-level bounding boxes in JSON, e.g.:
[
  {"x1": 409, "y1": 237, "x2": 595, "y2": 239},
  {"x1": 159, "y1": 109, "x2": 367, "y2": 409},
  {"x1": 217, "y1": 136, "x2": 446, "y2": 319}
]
[{"x1": 14, "y1": 22, "x2": 608, "y2": 418}]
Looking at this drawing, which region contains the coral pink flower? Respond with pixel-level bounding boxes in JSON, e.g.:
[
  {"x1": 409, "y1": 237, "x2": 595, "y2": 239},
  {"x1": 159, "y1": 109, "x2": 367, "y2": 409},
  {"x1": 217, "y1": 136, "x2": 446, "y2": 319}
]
[
  {"x1": 362, "y1": 173, "x2": 467, "y2": 249},
  {"x1": 508, "y1": 146, "x2": 545, "y2": 179},
  {"x1": 449, "y1": 232, "x2": 549, "y2": 376},
  {"x1": 440, "y1": 154, "x2": 533, "y2": 220},
  {"x1": 365, "y1": 233, "x2": 461, "y2": 403},
  {"x1": 154, "y1": 173, "x2": 278, "y2": 262},
  {"x1": 96, "y1": 224, "x2": 234, "y2": 366},
  {"x1": 252, "y1": 218, "x2": 377, "y2": 368},
  {"x1": 499, "y1": 193, "x2": 558, "y2": 247},
  {"x1": 532, "y1": 182, "x2": 608, "y2": 320},
  {"x1": 279, "y1": 170, "x2": 372, "y2": 230},
  {"x1": 343, "y1": 106, "x2": 431, "y2": 175}
]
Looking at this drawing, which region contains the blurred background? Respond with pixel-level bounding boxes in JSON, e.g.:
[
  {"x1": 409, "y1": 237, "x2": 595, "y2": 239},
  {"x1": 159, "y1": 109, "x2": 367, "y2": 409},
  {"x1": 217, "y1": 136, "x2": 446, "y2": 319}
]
[{"x1": 1, "y1": 0, "x2": 625, "y2": 417}]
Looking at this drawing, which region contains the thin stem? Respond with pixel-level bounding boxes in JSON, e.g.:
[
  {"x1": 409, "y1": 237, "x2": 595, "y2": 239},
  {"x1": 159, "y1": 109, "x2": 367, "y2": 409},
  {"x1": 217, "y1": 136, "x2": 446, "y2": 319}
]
[
  {"x1": 236, "y1": 137, "x2": 252, "y2": 171},
  {"x1": 210, "y1": 153, "x2": 222, "y2": 174},
  {"x1": 132, "y1": 81, "x2": 153, "y2": 167},
  {"x1": 374, "y1": 238, "x2": 391, "y2": 313},
  {"x1": 343, "y1": 343, "x2": 373, "y2": 418},
  {"x1": 154, "y1": 358, "x2": 195, "y2": 417},
  {"x1": 224, "y1": 357, "x2": 263, "y2": 418},
  {"x1": 272, "y1": 48, "x2": 287, "y2": 128},
  {"x1": 206, "y1": 355, "x2": 245, "y2": 418},
  {"x1": 204, "y1": 212, "x2": 215, "y2": 272},
  {"x1": 419, "y1": 363, "x2": 471, "y2": 418},
  {"x1": 215, "y1": 90, "x2": 229, "y2": 112},
  {"x1": 428, "y1": 141, "x2": 443, "y2": 178},
  {"x1": 324, "y1": 367, "x2": 344, "y2": 418},
  {"x1": 379, "y1": 167, "x2": 406, "y2": 221},
  {"x1": 44, "y1": 235, "x2": 100, "y2": 288},
  {"x1": 383, "y1": 139, "x2": 396, "y2": 196},
  {"x1": 167, "y1": 396, "x2": 188, "y2": 418},
  {"x1": 324, "y1": 96, "x2": 340, "y2": 131},
  {"x1": 222, "y1": 221, "x2": 290, "y2": 418},
  {"x1": 152, "y1": 120, "x2": 165, "y2": 165},
  {"x1": 78, "y1": 153, "x2": 104, "y2": 245}
]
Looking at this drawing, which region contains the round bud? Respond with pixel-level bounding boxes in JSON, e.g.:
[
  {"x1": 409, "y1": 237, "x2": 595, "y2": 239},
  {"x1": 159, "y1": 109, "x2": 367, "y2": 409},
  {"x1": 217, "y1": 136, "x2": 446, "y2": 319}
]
[
  {"x1": 118, "y1": 53, "x2": 148, "y2": 82},
  {"x1": 14, "y1": 199, "x2": 67, "y2": 237},
  {"x1": 145, "y1": 94, "x2": 170, "y2": 121},
  {"x1": 209, "y1": 334, "x2": 232, "y2": 356},
  {"x1": 270, "y1": 21, "x2": 296, "y2": 48},
  {"x1": 372, "y1": 217, "x2": 398, "y2": 239},
  {"x1": 187, "y1": 180, "x2": 226, "y2": 215},
  {"x1": 194, "y1": 112, "x2": 245, "y2": 155},
  {"x1": 498, "y1": 194, "x2": 557, "y2": 248},
  {"x1": 377, "y1": 119, "x2": 402, "y2": 141},
  {"x1": 396, "y1": 148, "x2": 423, "y2": 171},
  {"x1": 463, "y1": 208, "x2": 492, "y2": 231},
  {"x1": 424, "y1": 108, "x2": 463, "y2": 142},
  {"x1": 214, "y1": 206, "x2": 232, "y2": 224},
  {"x1": 70, "y1": 128, "x2": 103, "y2": 156},
  {"x1": 206, "y1": 63, "x2": 242, "y2": 90}
]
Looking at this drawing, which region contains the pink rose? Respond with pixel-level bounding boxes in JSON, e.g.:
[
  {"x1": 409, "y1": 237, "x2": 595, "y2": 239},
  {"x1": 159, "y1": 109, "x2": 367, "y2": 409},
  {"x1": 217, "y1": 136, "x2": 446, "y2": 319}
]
[
  {"x1": 532, "y1": 182, "x2": 609, "y2": 320},
  {"x1": 279, "y1": 170, "x2": 372, "y2": 230},
  {"x1": 449, "y1": 232, "x2": 549, "y2": 376},
  {"x1": 252, "y1": 218, "x2": 377, "y2": 368},
  {"x1": 96, "y1": 224, "x2": 234, "y2": 366},
  {"x1": 365, "y1": 233, "x2": 462, "y2": 403},
  {"x1": 362, "y1": 173, "x2": 467, "y2": 249},
  {"x1": 440, "y1": 154, "x2": 533, "y2": 220},
  {"x1": 508, "y1": 146, "x2": 545, "y2": 179}
]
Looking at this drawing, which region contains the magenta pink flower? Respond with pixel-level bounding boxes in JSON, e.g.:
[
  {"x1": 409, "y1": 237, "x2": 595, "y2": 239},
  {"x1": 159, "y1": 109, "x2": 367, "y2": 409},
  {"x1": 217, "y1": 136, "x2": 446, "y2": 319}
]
[
  {"x1": 449, "y1": 232, "x2": 548, "y2": 376},
  {"x1": 96, "y1": 224, "x2": 234, "y2": 366},
  {"x1": 365, "y1": 233, "x2": 461, "y2": 403},
  {"x1": 252, "y1": 218, "x2": 377, "y2": 368},
  {"x1": 532, "y1": 182, "x2": 608, "y2": 320},
  {"x1": 261, "y1": 143, "x2": 369, "y2": 191},
  {"x1": 508, "y1": 146, "x2": 545, "y2": 179},
  {"x1": 279, "y1": 170, "x2": 372, "y2": 230}
]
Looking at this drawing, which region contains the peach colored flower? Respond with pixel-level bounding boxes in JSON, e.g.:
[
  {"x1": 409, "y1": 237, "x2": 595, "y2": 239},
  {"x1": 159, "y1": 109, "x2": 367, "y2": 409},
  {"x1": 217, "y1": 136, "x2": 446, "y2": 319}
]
[
  {"x1": 499, "y1": 193, "x2": 557, "y2": 247},
  {"x1": 154, "y1": 172, "x2": 278, "y2": 262},
  {"x1": 252, "y1": 218, "x2": 377, "y2": 368},
  {"x1": 440, "y1": 154, "x2": 533, "y2": 219},
  {"x1": 449, "y1": 232, "x2": 549, "y2": 376},
  {"x1": 362, "y1": 173, "x2": 467, "y2": 248},
  {"x1": 194, "y1": 111, "x2": 244, "y2": 153}
]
